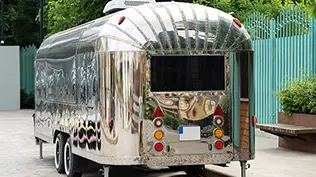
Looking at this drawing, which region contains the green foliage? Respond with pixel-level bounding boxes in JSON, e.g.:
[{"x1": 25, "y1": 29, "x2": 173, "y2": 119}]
[
  {"x1": 194, "y1": 0, "x2": 315, "y2": 23},
  {"x1": 305, "y1": 1, "x2": 316, "y2": 18},
  {"x1": 162, "y1": 113, "x2": 185, "y2": 130},
  {"x1": 275, "y1": 75, "x2": 316, "y2": 115},
  {"x1": 1, "y1": 0, "x2": 40, "y2": 46},
  {"x1": 42, "y1": 0, "x2": 108, "y2": 38}
]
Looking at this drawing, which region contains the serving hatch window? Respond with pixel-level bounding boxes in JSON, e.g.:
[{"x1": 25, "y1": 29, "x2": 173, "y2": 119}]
[{"x1": 150, "y1": 55, "x2": 225, "y2": 92}]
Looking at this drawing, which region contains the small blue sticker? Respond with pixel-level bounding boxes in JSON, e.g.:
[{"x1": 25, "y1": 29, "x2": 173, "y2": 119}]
[{"x1": 179, "y1": 127, "x2": 183, "y2": 134}]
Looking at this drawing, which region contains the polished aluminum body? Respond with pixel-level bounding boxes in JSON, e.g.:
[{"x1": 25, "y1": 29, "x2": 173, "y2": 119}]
[{"x1": 34, "y1": 2, "x2": 254, "y2": 166}]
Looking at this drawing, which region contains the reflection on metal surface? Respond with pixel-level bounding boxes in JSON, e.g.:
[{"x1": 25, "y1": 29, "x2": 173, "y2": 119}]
[{"x1": 34, "y1": 1, "x2": 254, "y2": 166}]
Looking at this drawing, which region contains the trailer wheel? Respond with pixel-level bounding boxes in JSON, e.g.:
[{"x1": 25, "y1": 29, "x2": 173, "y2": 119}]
[
  {"x1": 64, "y1": 137, "x2": 83, "y2": 177},
  {"x1": 184, "y1": 165, "x2": 205, "y2": 176},
  {"x1": 54, "y1": 133, "x2": 66, "y2": 173}
]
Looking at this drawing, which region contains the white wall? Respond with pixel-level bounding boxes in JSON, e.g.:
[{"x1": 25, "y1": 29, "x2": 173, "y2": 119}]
[{"x1": 0, "y1": 46, "x2": 20, "y2": 111}]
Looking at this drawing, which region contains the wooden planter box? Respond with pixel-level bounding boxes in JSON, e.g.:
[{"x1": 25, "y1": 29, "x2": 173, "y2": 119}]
[{"x1": 278, "y1": 112, "x2": 316, "y2": 153}]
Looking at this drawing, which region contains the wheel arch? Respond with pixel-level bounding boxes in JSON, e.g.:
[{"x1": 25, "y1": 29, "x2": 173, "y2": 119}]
[{"x1": 53, "y1": 130, "x2": 70, "y2": 143}]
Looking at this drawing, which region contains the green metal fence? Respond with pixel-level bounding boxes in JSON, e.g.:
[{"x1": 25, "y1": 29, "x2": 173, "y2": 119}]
[
  {"x1": 245, "y1": 6, "x2": 316, "y2": 124},
  {"x1": 20, "y1": 44, "x2": 37, "y2": 94}
]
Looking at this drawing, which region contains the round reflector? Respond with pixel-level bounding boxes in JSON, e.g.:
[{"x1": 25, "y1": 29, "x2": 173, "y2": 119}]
[
  {"x1": 214, "y1": 116, "x2": 224, "y2": 126},
  {"x1": 154, "y1": 118, "x2": 163, "y2": 128},
  {"x1": 215, "y1": 141, "x2": 224, "y2": 150},
  {"x1": 214, "y1": 129, "x2": 223, "y2": 138},
  {"x1": 154, "y1": 142, "x2": 164, "y2": 152},
  {"x1": 154, "y1": 130, "x2": 164, "y2": 140}
]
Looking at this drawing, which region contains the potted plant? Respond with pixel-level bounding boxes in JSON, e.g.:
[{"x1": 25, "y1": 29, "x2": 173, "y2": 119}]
[
  {"x1": 275, "y1": 74, "x2": 316, "y2": 153},
  {"x1": 276, "y1": 74, "x2": 316, "y2": 126}
]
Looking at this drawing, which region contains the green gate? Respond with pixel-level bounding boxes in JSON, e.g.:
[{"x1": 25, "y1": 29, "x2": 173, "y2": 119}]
[
  {"x1": 20, "y1": 44, "x2": 37, "y2": 94},
  {"x1": 244, "y1": 6, "x2": 316, "y2": 124}
]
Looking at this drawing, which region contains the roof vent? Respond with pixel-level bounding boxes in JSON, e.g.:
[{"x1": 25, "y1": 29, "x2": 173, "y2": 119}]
[{"x1": 103, "y1": 0, "x2": 156, "y2": 15}]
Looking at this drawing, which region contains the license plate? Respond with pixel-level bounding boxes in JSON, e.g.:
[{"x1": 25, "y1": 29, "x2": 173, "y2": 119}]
[{"x1": 179, "y1": 126, "x2": 201, "y2": 141}]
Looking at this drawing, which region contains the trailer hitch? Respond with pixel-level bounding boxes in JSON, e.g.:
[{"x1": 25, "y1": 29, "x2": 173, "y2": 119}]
[
  {"x1": 98, "y1": 169, "x2": 104, "y2": 176},
  {"x1": 246, "y1": 163, "x2": 250, "y2": 169},
  {"x1": 98, "y1": 166, "x2": 110, "y2": 177},
  {"x1": 240, "y1": 161, "x2": 250, "y2": 177}
]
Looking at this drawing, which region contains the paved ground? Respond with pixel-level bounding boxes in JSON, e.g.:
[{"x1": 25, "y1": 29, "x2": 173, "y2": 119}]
[{"x1": 1, "y1": 110, "x2": 316, "y2": 177}]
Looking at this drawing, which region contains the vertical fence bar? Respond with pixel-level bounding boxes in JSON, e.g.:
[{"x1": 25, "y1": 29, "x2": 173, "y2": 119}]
[
  {"x1": 283, "y1": 9, "x2": 287, "y2": 86},
  {"x1": 20, "y1": 48, "x2": 24, "y2": 94},
  {"x1": 291, "y1": 7, "x2": 294, "y2": 81},
  {"x1": 303, "y1": 9, "x2": 306, "y2": 76},
  {"x1": 270, "y1": 19, "x2": 276, "y2": 123},
  {"x1": 312, "y1": 19, "x2": 316, "y2": 72},
  {"x1": 295, "y1": 7, "x2": 298, "y2": 80},
  {"x1": 307, "y1": 12, "x2": 311, "y2": 76},
  {"x1": 276, "y1": 15, "x2": 280, "y2": 114},
  {"x1": 302, "y1": 8, "x2": 305, "y2": 78},
  {"x1": 286, "y1": 8, "x2": 289, "y2": 86}
]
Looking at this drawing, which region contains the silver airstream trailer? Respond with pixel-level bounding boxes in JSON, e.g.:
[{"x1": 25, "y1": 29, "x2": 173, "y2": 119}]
[{"x1": 33, "y1": 1, "x2": 256, "y2": 177}]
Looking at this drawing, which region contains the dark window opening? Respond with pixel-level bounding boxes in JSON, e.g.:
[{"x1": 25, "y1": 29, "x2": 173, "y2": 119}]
[
  {"x1": 150, "y1": 55, "x2": 225, "y2": 92},
  {"x1": 239, "y1": 53, "x2": 249, "y2": 99}
]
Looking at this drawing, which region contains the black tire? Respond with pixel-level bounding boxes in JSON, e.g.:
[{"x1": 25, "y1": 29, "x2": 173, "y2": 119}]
[
  {"x1": 54, "y1": 133, "x2": 66, "y2": 173},
  {"x1": 64, "y1": 137, "x2": 83, "y2": 177},
  {"x1": 184, "y1": 165, "x2": 205, "y2": 176},
  {"x1": 168, "y1": 166, "x2": 183, "y2": 171}
]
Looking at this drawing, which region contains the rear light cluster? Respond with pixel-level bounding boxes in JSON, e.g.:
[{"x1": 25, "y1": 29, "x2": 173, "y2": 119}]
[
  {"x1": 153, "y1": 106, "x2": 165, "y2": 152},
  {"x1": 213, "y1": 106, "x2": 225, "y2": 150}
]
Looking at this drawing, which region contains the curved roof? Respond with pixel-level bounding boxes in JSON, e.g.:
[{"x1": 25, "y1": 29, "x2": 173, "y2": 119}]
[
  {"x1": 37, "y1": 2, "x2": 253, "y2": 59},
  {"x1": 102, "y1": 2, "x2": 253, "y2": 54}
]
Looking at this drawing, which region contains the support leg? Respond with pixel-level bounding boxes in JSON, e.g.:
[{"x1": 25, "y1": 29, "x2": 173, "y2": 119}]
[
  {"x1": 103, "y1": 165, "x2": 110, "y2": 177},
  {"x1": 240, "y1": 161, "x2": 247, "y2": 177},
  {"x1": 39, "y1": 140, "x2": 43, "y2": 159}
]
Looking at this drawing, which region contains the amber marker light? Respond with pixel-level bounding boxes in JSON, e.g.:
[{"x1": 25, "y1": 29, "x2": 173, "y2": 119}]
[
  {"x1": 214, "y1": 128, "x2": 224, "y2": 138},
  {"x1": 154, "y1": 130, "x2": 164, "y2": 140}
]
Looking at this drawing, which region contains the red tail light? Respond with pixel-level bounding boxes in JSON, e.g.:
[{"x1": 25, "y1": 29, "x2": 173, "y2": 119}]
[
  {"x1": 118, "y1": 16, "x2": 125, "y2": 25},
  {"x1": 215, "y1": 141, "x2": 224, "y2": 150},
  {"x1": 214, "y1": 106, "x2": 224, "y2": 116},
  {"x1": 233, "y1": 18, "x2": 242, "y2": 28},
  {"x1": 153, "y1": 106, "x2": 164, "y2": 117},
  {"x1": 108, "y1": 119, "x2": 113, "y2": 127},
  {"x1": 154, "y1": 142, "x2": 164, "y2": 152},
  {"x1": 253, "y1": 115, "x2": 257, "y2": 127}
]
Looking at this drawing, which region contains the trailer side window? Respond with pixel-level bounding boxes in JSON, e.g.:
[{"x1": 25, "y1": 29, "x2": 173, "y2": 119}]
[
  {"x1": 150, "y1": 55, "x2": 225, "y2": 92},
  {"x1": 240, "y1": 53, "x2": 249, "y2": 99}
]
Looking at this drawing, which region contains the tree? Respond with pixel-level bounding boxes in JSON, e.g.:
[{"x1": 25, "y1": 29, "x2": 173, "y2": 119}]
[
  {"x1": 43, "y1": 0, "x2": 316, "y2": 39},
  {"x1": 43, "y1": 0, "x2": 196, "y2": 38},
  {"x1": 44, "y1": 0, "x2": 108, "y2": 38},
  {"x1": 10, "y1": 0, "x2": 40, "y2": 46},
  {"x1": 194, "y1": 0, "x2": 296, "y2": 22}
]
